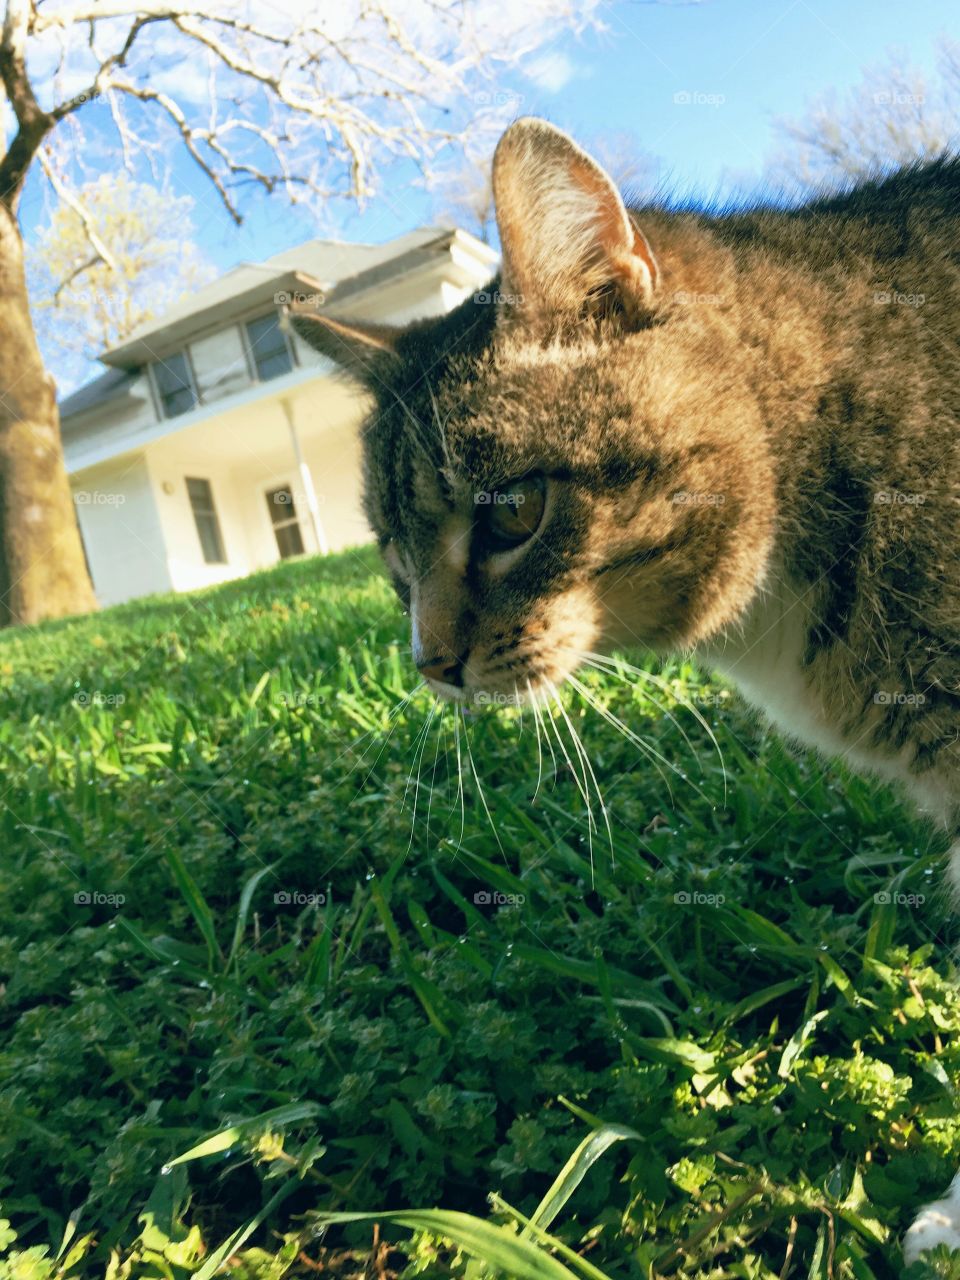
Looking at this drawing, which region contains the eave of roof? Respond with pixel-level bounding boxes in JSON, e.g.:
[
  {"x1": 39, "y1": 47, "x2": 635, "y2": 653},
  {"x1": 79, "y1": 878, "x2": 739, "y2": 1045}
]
[
  {"x1": 61, "y1": 226, "x2": 499, "y2": 418},
  {"x1": 58, "y1": 366, "x2": 142, "y2": 422}
]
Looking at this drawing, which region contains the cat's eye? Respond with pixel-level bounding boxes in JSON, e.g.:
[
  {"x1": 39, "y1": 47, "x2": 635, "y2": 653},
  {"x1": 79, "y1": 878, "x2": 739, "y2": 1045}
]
[{"x1": 485, "y1": 475, "x2": 546, "y2": 550}]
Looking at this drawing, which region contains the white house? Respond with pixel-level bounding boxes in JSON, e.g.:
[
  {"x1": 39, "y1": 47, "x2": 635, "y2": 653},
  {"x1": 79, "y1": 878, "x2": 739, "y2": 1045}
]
[{"x1": 62, "y1": 227, "x2": 498, "y2": 606}]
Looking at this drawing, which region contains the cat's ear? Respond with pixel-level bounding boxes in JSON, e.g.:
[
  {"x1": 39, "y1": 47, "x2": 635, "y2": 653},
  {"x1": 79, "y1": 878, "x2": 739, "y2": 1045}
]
[
  {"x1": 285, "y1": 306, "x2": 399, "y2": 389},
  {"x1": 492, "y1": 117, "x2": 659, "y2": 327}
]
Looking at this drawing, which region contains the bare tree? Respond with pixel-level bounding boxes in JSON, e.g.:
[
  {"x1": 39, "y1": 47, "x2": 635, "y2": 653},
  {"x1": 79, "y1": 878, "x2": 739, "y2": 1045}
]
[
  {"x1": 0, "y1": 0, "x2": 599, "y2": 626},
  {"x1": 770, "y1": 41, "x2": 960, "y2": 195}
]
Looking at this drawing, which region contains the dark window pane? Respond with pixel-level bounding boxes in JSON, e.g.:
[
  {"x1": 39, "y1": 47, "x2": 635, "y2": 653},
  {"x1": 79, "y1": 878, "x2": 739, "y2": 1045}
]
[
  {"x1": 275, "y1": 522, "x2": 305, "y2": 559},
  {"x1": 265, "y1": 486, "x2": 304, "y2": 559},
  {"x1": 186, "y1": 477, "x2": 227, "y2": 564},
  {"x1": 247, "y1": 313, "x2": 293, "y2": 381},
  {"x1": 266, "y1": 485, "x2": 296, "y2": 526},
  {"x1": 154, "y1": 353, "x2": 196, "y2": 417}
]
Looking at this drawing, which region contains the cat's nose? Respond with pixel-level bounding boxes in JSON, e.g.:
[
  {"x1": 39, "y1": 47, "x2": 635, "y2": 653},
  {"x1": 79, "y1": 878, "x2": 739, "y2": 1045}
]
[{"x1": 416, "y1": 653, "x2": 465, "y2": 687}]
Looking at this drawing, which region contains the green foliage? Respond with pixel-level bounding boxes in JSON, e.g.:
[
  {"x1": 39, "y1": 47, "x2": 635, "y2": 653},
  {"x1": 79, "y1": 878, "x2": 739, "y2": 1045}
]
[
  {"x1": 0, "y1": 546, "x2": 957, "y2": 1278},
  {"x1": 27, "y1": 172, "x2": 213, "y2": 390}
]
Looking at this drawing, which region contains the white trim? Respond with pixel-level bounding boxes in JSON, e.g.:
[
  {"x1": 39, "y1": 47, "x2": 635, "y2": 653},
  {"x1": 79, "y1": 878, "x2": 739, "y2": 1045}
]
[{"x1": 65, "y1": 363, "x2": 333, "y2": 474}]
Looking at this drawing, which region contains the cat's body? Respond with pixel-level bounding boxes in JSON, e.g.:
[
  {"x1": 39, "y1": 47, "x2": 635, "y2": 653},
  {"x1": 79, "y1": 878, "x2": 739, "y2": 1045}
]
[
  {"x1": 692, "y1": 167, "x2": 960, "y2": 852},
  {"x1": 291, "y1": 120, "x2": 960, "y2": 1263}
]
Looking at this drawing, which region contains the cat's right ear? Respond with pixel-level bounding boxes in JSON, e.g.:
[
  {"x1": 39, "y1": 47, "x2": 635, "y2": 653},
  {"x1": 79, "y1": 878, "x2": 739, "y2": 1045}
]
[
  {"x1": 285, "y1": 307, "x2": 399, "y2": 391},
  {"x1": 492, "y1": 117, "x2": 659, "y2": 328}
]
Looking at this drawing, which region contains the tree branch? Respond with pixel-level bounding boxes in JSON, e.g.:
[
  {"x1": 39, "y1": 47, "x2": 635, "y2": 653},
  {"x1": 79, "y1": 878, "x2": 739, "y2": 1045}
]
[
  {"x1": 50, "y1": 13, "x2": 160, "y2": 120},
  {"x1": 37, "y1": 149, "x2": 119, "y2": 272},
  {"x1": 0, "y1": 0, "x2": 54, "y2": 207},
  {"x1": 109, "y1": 78, "x2": 243, "y2": 222}
]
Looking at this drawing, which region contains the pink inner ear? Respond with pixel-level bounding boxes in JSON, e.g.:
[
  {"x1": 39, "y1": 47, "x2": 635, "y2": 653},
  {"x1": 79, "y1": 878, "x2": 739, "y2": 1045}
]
[{"x1": 570, "y1": 155, "x2": 658, "y2": 294}]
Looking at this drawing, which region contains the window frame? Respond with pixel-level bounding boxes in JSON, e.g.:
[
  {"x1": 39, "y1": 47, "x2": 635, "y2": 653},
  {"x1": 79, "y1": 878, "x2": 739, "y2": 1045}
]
[
  {"x1": 264, "y1": 483, "x2": 306, "y2": 560},
  {"x1": 243, "y1": 310, "x2": 298, "y2": 384},
  {"x1": 150, "y1": 350, "x2": 200, "y2": 419}
]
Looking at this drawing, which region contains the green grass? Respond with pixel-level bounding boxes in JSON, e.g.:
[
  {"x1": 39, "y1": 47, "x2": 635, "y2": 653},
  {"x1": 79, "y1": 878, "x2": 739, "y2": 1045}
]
[{"x1": 0, "y1": 546, "x2": 958, "y2": 1280}]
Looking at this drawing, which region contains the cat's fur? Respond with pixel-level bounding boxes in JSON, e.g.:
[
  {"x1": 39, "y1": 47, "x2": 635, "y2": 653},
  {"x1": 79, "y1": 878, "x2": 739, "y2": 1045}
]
[{"x1": 291, "y1": 119, "x2": 960, "y2": 1262}]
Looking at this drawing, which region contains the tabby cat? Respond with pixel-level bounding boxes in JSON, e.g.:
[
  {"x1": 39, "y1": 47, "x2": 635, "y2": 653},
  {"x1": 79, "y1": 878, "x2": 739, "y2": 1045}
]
[{"x1": 291, "y1": 118, "x2": 960, "y2": 1262}]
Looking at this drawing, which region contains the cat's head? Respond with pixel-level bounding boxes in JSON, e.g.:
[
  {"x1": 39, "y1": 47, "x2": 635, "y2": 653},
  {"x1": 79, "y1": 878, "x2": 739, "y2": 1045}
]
[{"x1": 292, "y1": 119, "x2": 775, "y2": 704}]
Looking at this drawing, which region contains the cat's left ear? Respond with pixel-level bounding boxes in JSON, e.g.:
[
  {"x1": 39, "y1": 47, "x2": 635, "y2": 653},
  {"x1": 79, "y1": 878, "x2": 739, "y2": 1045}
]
[
  {"x1": 285, "y1": 306, "x2": 399, "y2": 390},
  {"x1": 492, "y1": 117, "x2": 659, "y2": 327}
]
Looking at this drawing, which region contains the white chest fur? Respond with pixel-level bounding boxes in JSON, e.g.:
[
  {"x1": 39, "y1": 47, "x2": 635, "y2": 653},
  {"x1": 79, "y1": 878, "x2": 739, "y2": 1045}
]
[{"x1": 696, "y1": 570, "x2": 951, "y2": 827}]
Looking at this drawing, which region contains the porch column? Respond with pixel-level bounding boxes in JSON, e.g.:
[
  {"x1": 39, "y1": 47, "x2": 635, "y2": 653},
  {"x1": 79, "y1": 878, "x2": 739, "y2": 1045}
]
[{"x1": 280, "y1": 397, "x2": 329, "y2": 556}]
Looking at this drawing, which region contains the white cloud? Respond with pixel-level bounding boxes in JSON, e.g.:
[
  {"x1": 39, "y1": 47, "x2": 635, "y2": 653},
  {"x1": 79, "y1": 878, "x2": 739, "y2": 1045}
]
[{"x1": 523, "y1": 51, "x2": 578, "y2": 94}]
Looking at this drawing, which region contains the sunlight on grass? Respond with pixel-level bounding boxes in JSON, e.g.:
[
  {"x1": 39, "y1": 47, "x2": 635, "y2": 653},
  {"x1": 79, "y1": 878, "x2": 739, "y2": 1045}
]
[{"x1": 0, "y1": 548, "x2": 957, "y2": 1279}]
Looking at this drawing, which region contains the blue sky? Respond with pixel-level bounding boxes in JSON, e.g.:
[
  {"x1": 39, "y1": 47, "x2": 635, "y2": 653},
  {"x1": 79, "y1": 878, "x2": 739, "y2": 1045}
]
[
  {"x1": 182, "y1": 0, "x2": 955, "y2": 271},
  {"x1": 22, "y1": 0, "x2": 957, "y2": 334}
]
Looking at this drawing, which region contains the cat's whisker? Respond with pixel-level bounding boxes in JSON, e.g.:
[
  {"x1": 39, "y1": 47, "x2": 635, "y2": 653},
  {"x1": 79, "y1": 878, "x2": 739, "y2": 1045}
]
[
  {"x1": 352, "y1": 682, "x2": 424, "y2": 794},
  {"x1": 571, "y1": 650, "x2": 704, "y2": 761},
  {"x1": 453, "y1": 708, "x2": 466, "y2": 846},
  {"x1": 570, "y1": 667, "x2": 720, "y2": 810},
  {"x1": 423, "y1": 700, "x2": 445, "y2": 850},
  {"x1": 405, "y1": 698, "x2": 439, "y2": 851},
  {"x1": 565, "y1": 671, "x2": 677, "y2": 808},
  {"x1": 460, "y1": 706, "x2": 504, "y2": 855},
  {"x1": 526, "y1": 678, "x2": 545, "y2": 805},
  {"x1": 575, "y1": 649, "x2": 728, "y2": 805},
  {"x1": 533, "y1": 686, "x2": 560, "y2": 782},
  {"x1": 579, "y1": 653, "x2": 707, "y2": 774},
  {"x1": 391, "y1": 381, "x2": 438, "y2": 467},
  {"x1": 547, "y1": 676, "x2": 613, "y2": 868},
  {"x1": 402, "y1": 697, "x2": 436, "y2": 817},
  {"x1": 426, "y1": 380, "x2": 456, "y2": 478},
  {"x1": 541, "y1": 680, "x2": 597, "y2": 856}
]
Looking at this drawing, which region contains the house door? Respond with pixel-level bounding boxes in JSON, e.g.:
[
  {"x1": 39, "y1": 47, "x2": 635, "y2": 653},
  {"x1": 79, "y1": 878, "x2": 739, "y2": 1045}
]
[{"x1": 265, "y1": 484, "x2": 306, "y2": 559}]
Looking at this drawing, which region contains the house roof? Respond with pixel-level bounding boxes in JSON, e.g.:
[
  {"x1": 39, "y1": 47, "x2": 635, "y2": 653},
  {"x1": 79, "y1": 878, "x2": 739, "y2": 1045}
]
[
  {"x1": 59, "y1": 224, "x2": 497, "y2": 426},
  {"x1": 58, "y1": 365, "x2": 143, "y2": 425},
  {"x1": 98, "y1": 226, "x2": 473, "y2": 370}
]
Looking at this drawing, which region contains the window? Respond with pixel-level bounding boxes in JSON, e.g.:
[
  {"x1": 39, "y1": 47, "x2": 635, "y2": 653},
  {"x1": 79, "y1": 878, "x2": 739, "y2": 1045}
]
[
  {"x1": 186, "y1": 477, "x2": 227, "y2": 564},
  {"x1": 153, "y1": 352, "x2": 197, "y2": 418},
  {"x1": 246, "y1": 313, "x2": 294, "y2": 382},
  {"x1": 265, "y1": 486, "x2": 305, "y2": 559}
]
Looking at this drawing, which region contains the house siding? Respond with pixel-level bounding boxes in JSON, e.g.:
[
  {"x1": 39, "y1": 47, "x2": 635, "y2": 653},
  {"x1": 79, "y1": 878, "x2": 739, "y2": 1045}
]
[
  {"x1": 60, "y1": 228, "x2": 500, "y2": 605},
  {"x1": 72, "y1": 455, "x2": 172, "y2": 606}
]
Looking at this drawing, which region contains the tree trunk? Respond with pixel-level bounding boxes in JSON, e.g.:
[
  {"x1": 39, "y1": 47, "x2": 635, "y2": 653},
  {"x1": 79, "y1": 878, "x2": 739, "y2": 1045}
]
[{"x1": 0, "y1": 202, "x2": 97, "y2": 626}]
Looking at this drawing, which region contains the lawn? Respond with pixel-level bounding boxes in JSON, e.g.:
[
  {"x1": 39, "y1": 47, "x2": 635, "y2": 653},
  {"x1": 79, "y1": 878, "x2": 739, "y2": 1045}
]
[{"x1": 0, "y1": 547, "x2": 957, "y2": 1280}]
